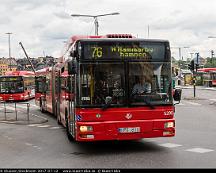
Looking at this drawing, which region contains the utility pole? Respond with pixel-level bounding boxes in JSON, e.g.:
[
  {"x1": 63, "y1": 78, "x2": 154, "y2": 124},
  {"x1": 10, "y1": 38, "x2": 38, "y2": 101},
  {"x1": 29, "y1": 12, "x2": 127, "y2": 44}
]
[
  {"x1": 211, "y1": 50, "x2": 214, "y2": 64},
  {"x1": 5, "y1": 32, "x2": 12, "y2": 71},
  {"x1": 193, "y1": 52, "x2": 199, "y2": 98}
]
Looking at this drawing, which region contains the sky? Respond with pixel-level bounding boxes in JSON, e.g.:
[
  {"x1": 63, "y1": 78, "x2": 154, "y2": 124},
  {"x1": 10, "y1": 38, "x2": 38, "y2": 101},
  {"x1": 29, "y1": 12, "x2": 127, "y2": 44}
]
[{"x1": 1, "y1": 0, "x2": 216, "y2": 60}]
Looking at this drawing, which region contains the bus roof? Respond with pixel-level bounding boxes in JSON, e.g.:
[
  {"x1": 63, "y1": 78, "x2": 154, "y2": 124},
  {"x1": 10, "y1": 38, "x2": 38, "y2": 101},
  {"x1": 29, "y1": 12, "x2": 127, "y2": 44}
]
[
  {"x1": 69, "y1": 34, "x2": 135, "y2": 44},
  {"x1": 4, "y1": 71, "x2": 35, "y2": 76},
  {"x1": 198, "y1": 68, "x2": 216, "y2": 72},
  {"x1": 78, "y1": 38, "x2": 170, "y2": 43},
  {"x1": 67, "y1": 34, "x2": 169, "y2": 45},
  {"x1": 35, "y1": 67, "x2": 52, "y2": 75}
]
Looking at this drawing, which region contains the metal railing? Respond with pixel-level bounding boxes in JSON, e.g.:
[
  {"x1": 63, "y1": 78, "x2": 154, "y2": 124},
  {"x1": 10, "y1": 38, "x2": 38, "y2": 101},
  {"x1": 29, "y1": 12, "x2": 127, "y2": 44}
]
[{"x1": 0, "y1": 101, "x2": 30, "y2": 122}]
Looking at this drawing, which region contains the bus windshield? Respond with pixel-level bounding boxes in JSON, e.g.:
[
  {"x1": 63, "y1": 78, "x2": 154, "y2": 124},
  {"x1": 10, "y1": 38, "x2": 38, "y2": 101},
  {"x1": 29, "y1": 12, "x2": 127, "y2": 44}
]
[
  {"x1": 78, "y1": 62, "x2": 172, "y2": 108},
  {"x1": 35, "y1": 76, "x2": 46, "y2": 93},
  {"x1": 0, "y1": 77, "x2": 24, "y2": 94}
]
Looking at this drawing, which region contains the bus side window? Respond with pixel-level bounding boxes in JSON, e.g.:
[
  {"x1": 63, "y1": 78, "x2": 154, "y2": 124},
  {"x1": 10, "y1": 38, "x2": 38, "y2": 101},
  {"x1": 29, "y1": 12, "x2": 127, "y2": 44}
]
[{"x1": 46, "y1": 79, "x2": 50, "y2": 94}]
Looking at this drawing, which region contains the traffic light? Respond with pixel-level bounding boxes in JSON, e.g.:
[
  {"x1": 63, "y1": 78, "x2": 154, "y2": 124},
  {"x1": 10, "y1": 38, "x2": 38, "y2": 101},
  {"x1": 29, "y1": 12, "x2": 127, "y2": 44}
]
[
  {"x1": 211, "y1": 50, "x2": 214, "y2": 58},
  {"x1": 188, "y1": 60, "x2": 194, "y2": 72},
  {"x1": 195, "y1": 63, "x2": 199, "y2": 71}
]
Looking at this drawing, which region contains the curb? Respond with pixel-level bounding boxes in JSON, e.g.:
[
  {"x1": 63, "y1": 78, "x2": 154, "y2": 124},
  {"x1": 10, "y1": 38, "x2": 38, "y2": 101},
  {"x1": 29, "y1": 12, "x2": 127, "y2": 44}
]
[{"x1": 0, "y1": 114, "x2": 48, "y2": 125}]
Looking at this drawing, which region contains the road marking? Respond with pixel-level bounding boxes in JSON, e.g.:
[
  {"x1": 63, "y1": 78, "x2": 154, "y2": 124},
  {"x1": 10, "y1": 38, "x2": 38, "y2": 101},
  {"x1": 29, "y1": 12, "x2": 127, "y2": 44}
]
[
  {"x1": 3, "y1": 135, "x2": 13, "y2": 140},
  {"x1": 49, "y1": 126, "x2": 62, "y2": 129},
  {"x1": 184, "y1": 101, "x2": 201, "y2": 106},
  {"x1": 33, "y1": 145, "x2": 41, "y2": 150},
  {"x1": 158, "y1": 143, "x2": 182, "y2": 148},
  {"x1": 204, "y1": 88, "x2": 216, "y2": 91},
  {"x1": 186, "y1": 148, "x2": 214, "y2": 153},
  {"x1": 209, "y1": 99, "x2": 216, "y2": 101},
  {"x1": 25, "y1": 143, "x2": 33, "y2": 146},
  {"x1": 27, "y1": 124, "x2": 62, "y2": 130},
  {"x1": 27, "y1": 124, "x2": 43, "y2": 127},
  {"x1": 37, "y1": 125, "x2": 51, "y2": 128}
]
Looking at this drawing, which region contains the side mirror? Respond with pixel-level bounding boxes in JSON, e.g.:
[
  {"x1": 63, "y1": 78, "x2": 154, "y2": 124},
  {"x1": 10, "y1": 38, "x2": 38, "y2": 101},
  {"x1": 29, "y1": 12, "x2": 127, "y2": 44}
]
[
  {"x1": 173, "y1": 88, "x2": 182, "y2": 102},
  {"x1": 68, "y1": 60, "x2": 77, "y2": 75},
  {"x1": 70, "y1": 50, "x2": 77, "y2": 57}
]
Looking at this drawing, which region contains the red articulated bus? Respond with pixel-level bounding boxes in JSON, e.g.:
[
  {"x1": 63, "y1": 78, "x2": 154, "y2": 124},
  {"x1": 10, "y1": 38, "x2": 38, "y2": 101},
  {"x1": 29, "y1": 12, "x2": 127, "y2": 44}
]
[
  {"x1": 197, "y1": 68, "x2": 216, "y2": 87},
  {"x1": 0, "y1": 70, "x2": 35, "y2": 101},
  {"x1": 35, "y1": 34, "x2": 181, "y2": 142}
]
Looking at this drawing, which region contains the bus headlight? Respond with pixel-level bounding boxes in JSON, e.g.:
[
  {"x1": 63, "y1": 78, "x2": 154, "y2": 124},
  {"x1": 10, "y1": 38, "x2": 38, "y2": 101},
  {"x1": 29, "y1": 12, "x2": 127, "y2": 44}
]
[
  {"x1": 164, "y1": 122, "x2": 174, "y2": 128},
  {"x1": 79, "y1": 126, "x2": 93, "y2": 132}
]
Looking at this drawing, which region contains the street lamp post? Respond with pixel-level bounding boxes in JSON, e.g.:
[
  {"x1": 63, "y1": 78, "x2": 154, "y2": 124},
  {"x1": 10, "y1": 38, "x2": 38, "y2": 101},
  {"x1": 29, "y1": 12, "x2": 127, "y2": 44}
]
[
  {"x1": 71, "y1": 12, "x2": 120, "y2": 35},
  {"x1": 208, "y1": 36, "x2": 216, "y2": 64},
  {"x1": 5, "y1": 32, "x2": 12, "y2": 71},
  {"x1": 208, "y1": 36, "x2": 216, "y2": 38}
]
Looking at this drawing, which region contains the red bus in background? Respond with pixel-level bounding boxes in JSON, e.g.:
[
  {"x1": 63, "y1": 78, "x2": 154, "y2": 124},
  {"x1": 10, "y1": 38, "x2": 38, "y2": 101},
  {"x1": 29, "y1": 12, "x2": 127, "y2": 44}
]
[
  {"x1": 197, "y1": 68, "x2": 216, "y2": 87},
  {"x1": 0, "y1": 71, "x2": 35, "y2": 101},
  {"x1": 35, "y1": 67, "x2": 51, "y2": 112},
  {"x1": 35, "y1": 34, "x2": 181, "y2": 142}
]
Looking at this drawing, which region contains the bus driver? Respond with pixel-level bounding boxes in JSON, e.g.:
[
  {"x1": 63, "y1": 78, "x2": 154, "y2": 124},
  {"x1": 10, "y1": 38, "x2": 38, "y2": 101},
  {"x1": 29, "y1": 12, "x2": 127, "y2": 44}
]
[{"x1": 132, "y1": 76, "x2": 151, "y2": 95}]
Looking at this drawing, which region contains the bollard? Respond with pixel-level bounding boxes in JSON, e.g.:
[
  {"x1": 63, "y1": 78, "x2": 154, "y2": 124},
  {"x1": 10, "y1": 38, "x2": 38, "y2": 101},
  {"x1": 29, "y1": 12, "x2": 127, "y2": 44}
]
[
  {"x1": 27, "y1": 103, "x2": 30, "y2": 123},
  {"x1": 15, "y1": 102, "x2": 18, "y2": 121},
  {"x1": 4, "y1": 101, "x2": 6, "y2": 120}
]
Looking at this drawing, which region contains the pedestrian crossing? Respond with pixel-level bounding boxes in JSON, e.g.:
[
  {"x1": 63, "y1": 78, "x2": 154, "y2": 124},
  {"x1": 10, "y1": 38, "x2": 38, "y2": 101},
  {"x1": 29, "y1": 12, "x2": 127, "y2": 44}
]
[
  {"x1": 177, "y1": 100, "x2": 202, "y2": 106},
  {"x1": 145, "y1": 140, "x2": 215, "y2": 154},
  {"x1": 27, "y1": 123, "x2": 63, "y2": 130},
  {"x1": 176, "y1": 99, "x2": 216, "y2": 106},
  {"x1": 26, "y1": 123, "x2": 215, "y2": 155}
]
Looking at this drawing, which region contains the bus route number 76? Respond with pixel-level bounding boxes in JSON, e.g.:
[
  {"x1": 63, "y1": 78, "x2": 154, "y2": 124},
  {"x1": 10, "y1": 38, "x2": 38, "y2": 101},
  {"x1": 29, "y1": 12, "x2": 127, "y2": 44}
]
[{"x1": 92, "y1": 47, "x2": 103, "y2": 58}]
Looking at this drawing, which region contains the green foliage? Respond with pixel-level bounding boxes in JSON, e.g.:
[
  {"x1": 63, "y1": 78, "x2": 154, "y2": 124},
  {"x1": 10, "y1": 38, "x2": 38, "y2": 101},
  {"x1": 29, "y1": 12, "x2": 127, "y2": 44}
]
[{"x1": 204, "y1": 57, "x2": 216, "y2": 68}]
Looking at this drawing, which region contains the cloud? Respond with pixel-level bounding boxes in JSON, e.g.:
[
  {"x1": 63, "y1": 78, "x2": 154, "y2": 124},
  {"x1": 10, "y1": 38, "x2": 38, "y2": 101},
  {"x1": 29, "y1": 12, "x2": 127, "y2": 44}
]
[{"x1": 1, "y1": 0, "x2": 216, "y2": 59}]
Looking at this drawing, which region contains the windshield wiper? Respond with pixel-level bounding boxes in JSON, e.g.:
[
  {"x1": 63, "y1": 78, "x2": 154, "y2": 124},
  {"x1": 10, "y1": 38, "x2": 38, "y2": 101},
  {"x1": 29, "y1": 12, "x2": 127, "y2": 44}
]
[
  {"x1": 101, "y1": 96, "x2": 112, "y2": 111},
  {"x1": 143, "y1": 97, "x2": 155, "y2": 109}
]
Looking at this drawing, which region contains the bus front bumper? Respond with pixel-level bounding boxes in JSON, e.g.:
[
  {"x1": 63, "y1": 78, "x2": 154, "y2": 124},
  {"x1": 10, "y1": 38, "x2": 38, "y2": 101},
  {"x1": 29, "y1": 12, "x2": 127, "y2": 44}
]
[{"x1": 75, "y1": 119, "x2": 175, "y2": 142}]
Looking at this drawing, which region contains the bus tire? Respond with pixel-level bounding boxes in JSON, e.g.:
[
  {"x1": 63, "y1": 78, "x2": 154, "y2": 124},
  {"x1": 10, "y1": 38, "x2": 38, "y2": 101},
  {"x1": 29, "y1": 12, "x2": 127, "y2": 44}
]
[
  {"x1": 65, "y1": 111, "x2": 75, "y2": 141},
  {"x1": 56, "y1": 105, "x2": 61, "y2": 125},
  {"x1": 57, "y1": 115, "x2": 61, "y2": 125},
  {"x1": 209, "y1": 81, "x2": 213, "y2": 87}
]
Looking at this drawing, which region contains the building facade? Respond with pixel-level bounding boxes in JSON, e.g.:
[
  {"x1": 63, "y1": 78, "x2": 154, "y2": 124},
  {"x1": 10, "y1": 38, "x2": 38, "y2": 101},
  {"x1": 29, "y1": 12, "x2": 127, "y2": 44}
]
[{"x1": 0, "y1": 57, "x2": 17, "y2": 75}]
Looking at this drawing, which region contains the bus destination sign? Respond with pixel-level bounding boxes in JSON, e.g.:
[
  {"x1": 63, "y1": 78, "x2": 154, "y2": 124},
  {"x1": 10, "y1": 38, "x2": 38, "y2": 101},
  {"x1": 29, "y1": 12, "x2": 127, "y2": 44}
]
[
  {"x1": 82, "y1": 41, "x2": 166, "y2": 61},
  {"x1": 90, "y1": 46, "x2": 153, "y2": 60},
  {"x1": 0, "y1": 76, "x2": 22, "y2": 82}
]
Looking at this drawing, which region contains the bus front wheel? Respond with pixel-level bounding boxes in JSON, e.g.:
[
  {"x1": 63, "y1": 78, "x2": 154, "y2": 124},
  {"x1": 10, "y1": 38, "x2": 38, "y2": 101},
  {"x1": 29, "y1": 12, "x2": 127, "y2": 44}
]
[{"x1": 65, "y1": 112, "x2": 75, "y2": 142}]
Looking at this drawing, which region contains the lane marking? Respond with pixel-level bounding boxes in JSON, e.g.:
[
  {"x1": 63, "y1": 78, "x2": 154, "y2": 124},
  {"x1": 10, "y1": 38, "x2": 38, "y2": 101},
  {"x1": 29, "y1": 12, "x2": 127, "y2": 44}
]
[
  {"x1": 27, "y1": 124, "x2": 43, "y2": 127},
  {"x1": 186, "y1": 148, "x2": 214, "y2": 153},
  {"x1": 37, "y1": 125, "x2": 51, "y2": 128},
  {"x1": 158, "y1": 143, "x2": 182, "y2": 148},
  {"x1": 184, "y1": 101, "x2": 201, "y2": 106},
  {"x1": 33, "y1": 145, "x2": 41, "y2": 150},
  {"x1": 25, "y1": 143, "x2": 33, "y2": 146},
  {"x1": 209, "y1": 99, "x2": 216, "y2": 101},
  {"x1": 49, "y1": 127, "x2": 62, "y2": 129}
]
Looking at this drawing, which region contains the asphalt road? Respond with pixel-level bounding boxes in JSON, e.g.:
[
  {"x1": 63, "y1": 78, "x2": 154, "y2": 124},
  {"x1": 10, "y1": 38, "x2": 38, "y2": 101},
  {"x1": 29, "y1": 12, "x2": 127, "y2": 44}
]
[{"x1": 0, "y1": 88, "x2": 216, "y2": 169}]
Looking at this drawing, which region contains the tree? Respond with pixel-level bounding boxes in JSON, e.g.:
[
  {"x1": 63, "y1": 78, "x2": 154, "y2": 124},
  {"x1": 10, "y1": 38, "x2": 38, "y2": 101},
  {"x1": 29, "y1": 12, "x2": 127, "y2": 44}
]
[{"x1": 204, "y1": 57, "x2": 216, "y2": 68}]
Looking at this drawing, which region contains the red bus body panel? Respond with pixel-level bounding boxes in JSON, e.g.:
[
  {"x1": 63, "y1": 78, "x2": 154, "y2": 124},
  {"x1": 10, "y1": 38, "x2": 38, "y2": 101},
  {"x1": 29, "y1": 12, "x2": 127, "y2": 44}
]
[
  {"x1": 74, "y1": 106, "x2": 175, "y2": 141},
  {"x1": 0, "y1": 71, "x2": 35, "y2": 101}
]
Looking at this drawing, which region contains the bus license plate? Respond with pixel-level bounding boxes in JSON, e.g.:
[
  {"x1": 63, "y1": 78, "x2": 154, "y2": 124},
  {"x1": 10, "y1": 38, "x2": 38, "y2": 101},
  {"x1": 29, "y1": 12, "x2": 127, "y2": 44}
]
[{"x1": 118, "y1": 127, "x2": 140, "y2": 133}]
